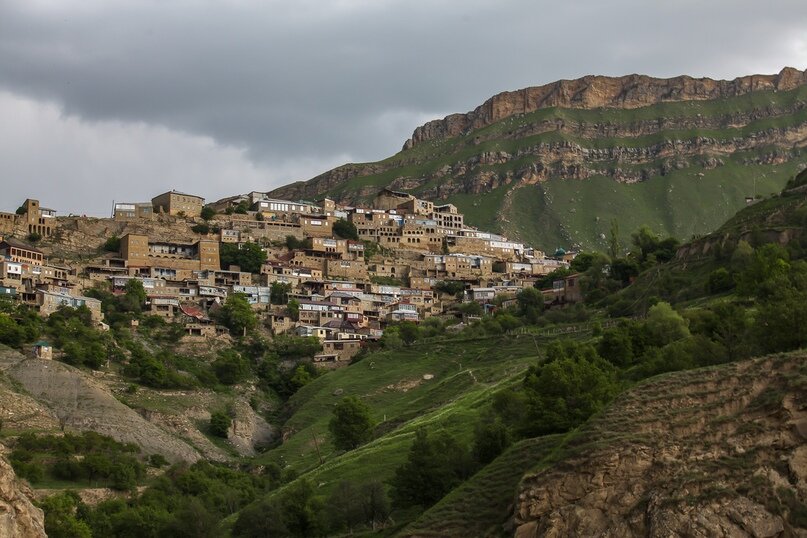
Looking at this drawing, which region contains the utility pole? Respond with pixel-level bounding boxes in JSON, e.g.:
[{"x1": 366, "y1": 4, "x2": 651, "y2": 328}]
[{"x1": 311, "y1": 432, "x2": 324, "y2": 465}]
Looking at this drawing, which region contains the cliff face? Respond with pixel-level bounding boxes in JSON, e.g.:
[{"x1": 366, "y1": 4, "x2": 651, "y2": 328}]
[
  {"x1": 513, "y1": 354, "x2": 807, "y2": 537},
  {"x1": 405, "y1": 67, "x2": 807, "y2": 149},
  {"x1": 0, "y1": 457, "x2": 46, "y2": 538}
]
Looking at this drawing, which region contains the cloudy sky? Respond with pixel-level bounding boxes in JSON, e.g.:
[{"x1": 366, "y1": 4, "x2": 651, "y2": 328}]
[{"x1": 1, "y1": 0, "x2": 805, "y2": 215}]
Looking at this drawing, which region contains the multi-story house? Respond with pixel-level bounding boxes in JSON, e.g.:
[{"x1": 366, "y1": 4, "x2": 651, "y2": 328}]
[
  {"x1": 119, "y1": 233, "x2": 220, "y2": 278},
  {"x1": 151, "y1": 190, "x2": 205, "y2": 217},
  {"x1": 113, "y1": 202, "x2": 154, "y2": 221}
]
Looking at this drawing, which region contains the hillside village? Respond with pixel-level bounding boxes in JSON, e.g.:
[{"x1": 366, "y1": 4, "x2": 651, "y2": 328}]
[{"x1": 0, "y1": 188, "x2": 579, "y2": 366}]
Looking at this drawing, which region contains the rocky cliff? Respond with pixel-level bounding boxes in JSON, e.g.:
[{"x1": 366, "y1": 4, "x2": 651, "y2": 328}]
[
  {"x1": 0, "y1": 457, "x2": 45, "y2": 538},
  {"x1": 268, "y1": 68, "x2": 807, "y2": 251},
  {"x1": 405, "y1": 67, "x2": 807, "y2": 149},
  {"x1": 513, "y1": 354, "x2": 807, "y2": 537}
]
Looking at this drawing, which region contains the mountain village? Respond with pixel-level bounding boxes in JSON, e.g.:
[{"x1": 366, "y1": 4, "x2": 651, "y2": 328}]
[{"x1": 0, "y1": 188, "x2": 579, "y2": 365}]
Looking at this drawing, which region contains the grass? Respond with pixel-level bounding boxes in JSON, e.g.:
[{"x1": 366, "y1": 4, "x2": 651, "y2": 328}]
[
  {"x1": 256, "y1": 335, "x2": 541, "y2": 479},
  {"x1": 508, "y1": 157, "x2": 801, "y2": 251}
]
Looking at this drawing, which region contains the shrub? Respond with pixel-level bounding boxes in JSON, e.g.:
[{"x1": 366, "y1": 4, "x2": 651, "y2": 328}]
[{"x1": 209, "y1": 411, "x2": 231, "y2": 438}]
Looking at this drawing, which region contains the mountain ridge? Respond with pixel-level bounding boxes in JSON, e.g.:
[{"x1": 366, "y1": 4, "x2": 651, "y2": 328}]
[{"x1": 404, "y1": 67, "x2": 807, "y2": 150}]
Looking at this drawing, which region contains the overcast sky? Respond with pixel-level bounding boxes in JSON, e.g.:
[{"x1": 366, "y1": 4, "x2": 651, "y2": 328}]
[{"x1": 1, "y1": 0, "x2": 805, "y2": 216}]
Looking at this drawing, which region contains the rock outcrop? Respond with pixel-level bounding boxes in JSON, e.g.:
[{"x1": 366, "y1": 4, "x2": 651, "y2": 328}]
[
  {"x1": 405, "y1": 67, "x2": 807, "y2": 149},
  {"x1": 513, "y1": 354, "x2": 807, "y2": 537},
  {"x1": 0, "y1": 457, "x2": 46, "y2": 538}
]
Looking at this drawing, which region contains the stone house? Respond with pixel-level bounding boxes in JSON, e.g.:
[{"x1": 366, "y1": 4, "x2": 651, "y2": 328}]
[
  {"x1": 120, "y1": 233, "x2": 220, "y2": 275},
  {"x1": 113, "y1": 202, "x2": 153, "y2": 221},
  {"x1": 0, "y1": 238, "x2": 45, "y2": 266},
  {"x1": 151, "y1": 190, "x2": 205, "y2": 217},
  {"x1": 34, "y1": 289, "x2": 103, "y2": 323},
  {"x1": 326, "y1": 259, "x2": 368, "y2": 281}
]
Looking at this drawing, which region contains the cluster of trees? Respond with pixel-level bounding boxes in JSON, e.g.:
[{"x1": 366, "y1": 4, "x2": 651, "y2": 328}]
[
  {"x1": 219, "y1": 242, "x2": 267, "y2": 274},
  {"x1": 390, "y1": 428, "x2": 475, "y2": 509},
  {"x1": 211, "y1": 293, "x2": 257, "y2": 336},
  {"x1": 43, "y1": 460, "x2": 279, "y2": 538},
  {"x1": 254, "y1": 335, "x2": 322, "y2": 399},
  {"x1": 332, "y1": 218, "x2": 359, "y2": 240},
  {"x1": 10, "y1": 432, "x2": 145, "y2": 491},
  {"x1": 232, "y1": 478, "x2": 390, "y2": 537},
  {"x1": 284, "y1": 235, "x2": 312, "y2": 251},
  {"x1": 85, "y1": 279, "x2": 148, "y2": 328}
]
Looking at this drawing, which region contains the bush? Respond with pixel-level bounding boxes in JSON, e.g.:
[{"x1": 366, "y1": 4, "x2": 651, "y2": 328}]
[
  {"x1": 708, "y1": 268, "x2": 734, "y2": 293},
  {"x1": 191, "y1": 223, "x2": 210, "y2": 234},
  {"x1": 102, "y1": 236, "x2": 121, "y2": 252},
  {"x1": 200, "y1": 206, "x2": 216, "y2": 220},
  {"x1": 209, "y1": 411, "x2": 231, "y2": 438},
  {"x1": 212, "y1": 350, "x2": 250, "y2": 385}
]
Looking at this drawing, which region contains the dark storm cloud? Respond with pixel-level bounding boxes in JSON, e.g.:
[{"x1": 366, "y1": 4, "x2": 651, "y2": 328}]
[{"x1": 0, "y1": 0, "x2": 805, "y2": 214}]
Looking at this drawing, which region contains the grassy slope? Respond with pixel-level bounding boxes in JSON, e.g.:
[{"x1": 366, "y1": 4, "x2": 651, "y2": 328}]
[
  {"x1": 257, "y1": 335, "x2": 541, "y2": 478},
  {"x1": 313, "y1": 86, "x2": 807, "y2": 251},
  {"x1": 510, "y1": 157, "x2": 801, "y2": 251}
]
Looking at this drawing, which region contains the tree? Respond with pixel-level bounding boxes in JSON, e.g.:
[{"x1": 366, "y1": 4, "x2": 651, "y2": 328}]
[
  {"x1": 390, "y1": 428, "x2": 471, "y2": 509},
  {"x1": 325, "y1": 481, "x2": 364, "y2": 533},
  {"x1": 734, "y1": 243, "x2": 790, "y2": 297},
  {"x1": 333, "y1": 218, "x2": 359, "y2": 240},
  {"x1": 270, "y1": 282, "x2": 291, "y2": 305},
  {"x1": 472, "y1": 418, "x2": 510, "y2": 464},
  {"x1": 434, "y1": 280, "x2": 465, "y2": 297},
  {"x1": 40, "y1": 492, "x2": 92, "y2": 538},
  {"x1": 359, "y1": 481, "x2": 390, "y2": 530},
  {"x1": 569, "y1": 252, "x2": 597, "y2": 273},
  {"x1": 0, "y1": 314, "x2": 24, "y2": 347},
  {"x1": 644, "y1": 302, "x2": 690, "y2": 346},
  {"x1": 232, "y1": 498, "x2": 288, "y2": 538},
  {"x1": 710, "y1": 302, "x2": 752, "y2": 362},
  {"x1": 521, "y1": 345, "x2": 618, "y2": 436},
  {"x1": 122, "y1": 279, "x2": 147, "y2": 313},
  {"x1": 457, "y1": 301, "x2": 483, "y2": 317},
  {"x1": 754, "y1": 286, "x2": 807, "y2": 353},
  {"x1": 610, "y1": 257, "x2": 639, "y2": 286},
  {"x1": 209, "y1": 411, "x2": 231, "y2": 438},
  {"x1": 200, "y1": 206, "x2": 216, "y2": 221},
  {"x1": 597, "y1": 326, "x2": 634, "y2": 367},
  {"x1": 287, "y1": 299, "x2": 300, "y2": 321},
  {"x1": 608, "y1": 218, "x2": 621, "y2": 259},
  {"x1": 213, "y1": 293, "x2": 257, "y2": 336},
  {"x1": 517, "y1": 287, "x2": 544, "y2": 323},
  {"x1": 219, "y1": 242, "x2": 267, "y2": 274},
  {"x1": 191, "y1": 223, "x2": 210, "y2": 234},
  {"x1": 329, "y1": 396, "x2": 374, "y2": 450},
  {"x1": 398, "y1": 321, "x2": 419, "y2": 345}
]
